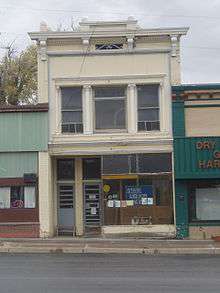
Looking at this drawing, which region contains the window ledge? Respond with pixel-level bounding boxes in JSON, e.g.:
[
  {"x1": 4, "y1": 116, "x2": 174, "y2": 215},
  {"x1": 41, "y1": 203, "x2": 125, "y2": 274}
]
[{"x1": 189, "y1": 222, "x2": 220, "y2": 227}]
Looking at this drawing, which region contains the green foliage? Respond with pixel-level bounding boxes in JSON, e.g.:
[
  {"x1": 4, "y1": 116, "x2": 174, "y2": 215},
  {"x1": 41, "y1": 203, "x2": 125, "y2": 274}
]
[{"x1": 0, "y1": 45, "x2": 37, "y2": 105}]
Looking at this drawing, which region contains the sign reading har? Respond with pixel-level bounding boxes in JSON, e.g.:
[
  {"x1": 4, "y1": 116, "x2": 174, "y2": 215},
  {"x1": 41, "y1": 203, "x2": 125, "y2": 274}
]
[{"x1": 196, "y1": 141, "x2": 220, "y2": 168}]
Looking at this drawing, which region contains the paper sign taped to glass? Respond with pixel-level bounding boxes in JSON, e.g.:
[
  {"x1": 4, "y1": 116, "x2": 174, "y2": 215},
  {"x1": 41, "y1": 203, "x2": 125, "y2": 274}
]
[{"x1": 125, "y1": 185, "x2": 153, "y2": 206}]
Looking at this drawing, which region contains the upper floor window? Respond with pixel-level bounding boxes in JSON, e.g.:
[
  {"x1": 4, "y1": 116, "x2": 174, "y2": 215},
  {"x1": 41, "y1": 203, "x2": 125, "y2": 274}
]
[
  {"x1": 137, "y1": 85, "x2": 160, "y2": 131},
  {"x1": 95, "y1": 44, "x2": 123, "y2": 50},
  {"x1": 61, "y1": 87, "x2": 83, "y2": 134},
  {"x1": 94, "y1": 86, "x2": 126, "y2": 131}
]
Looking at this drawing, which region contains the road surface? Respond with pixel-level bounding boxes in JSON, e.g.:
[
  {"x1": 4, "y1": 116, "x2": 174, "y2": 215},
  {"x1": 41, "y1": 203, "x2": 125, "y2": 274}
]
[{"x1": 0, "y1": 253, "x2": 220, "y2": 292}]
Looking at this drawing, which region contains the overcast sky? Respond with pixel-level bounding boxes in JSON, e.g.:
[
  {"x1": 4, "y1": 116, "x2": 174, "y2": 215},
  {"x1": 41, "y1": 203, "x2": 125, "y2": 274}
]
[{"x1": 0, "y1": 0, "x2": 220, "y2": 84}]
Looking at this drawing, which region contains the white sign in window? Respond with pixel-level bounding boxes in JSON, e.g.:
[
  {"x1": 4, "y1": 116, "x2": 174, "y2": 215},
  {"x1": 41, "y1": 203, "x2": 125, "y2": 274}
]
[
  {"x1": 0, "y1": 187, "x2": 10, "y2": 208},
  {"x1": 196, "y1": 187, "x2": 220, "y2": 221},
  {"x1": 24, "y1": 186, "x2": 36, "y2": 208}
]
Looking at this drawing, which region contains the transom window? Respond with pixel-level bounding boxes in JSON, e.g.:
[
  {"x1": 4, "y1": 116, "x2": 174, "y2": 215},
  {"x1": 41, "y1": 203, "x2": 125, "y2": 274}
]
[
  {"x1": 95, "y1": 44, "x2": 123, "y2": 50},
  {"x1": 137, "y1": 84, "x2": 160, "y2": 131},
  {"x1": 94, "y1": 86, "x2": 126, "y2": 131},
  {"x1": 61, "y1": 87, "x2": 83, "y2": 134}
]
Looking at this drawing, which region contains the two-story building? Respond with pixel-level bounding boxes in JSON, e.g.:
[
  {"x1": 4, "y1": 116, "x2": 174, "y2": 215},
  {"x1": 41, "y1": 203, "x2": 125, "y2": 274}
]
[{"x1": 29, "y1": 18, "x2": 188, "y2": 238}]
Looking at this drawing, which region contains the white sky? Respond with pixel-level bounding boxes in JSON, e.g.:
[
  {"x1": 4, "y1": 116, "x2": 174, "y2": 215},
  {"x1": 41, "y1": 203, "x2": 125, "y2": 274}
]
[{"x1": 0, "y1": 0, "x2": 220, "y2": 84}]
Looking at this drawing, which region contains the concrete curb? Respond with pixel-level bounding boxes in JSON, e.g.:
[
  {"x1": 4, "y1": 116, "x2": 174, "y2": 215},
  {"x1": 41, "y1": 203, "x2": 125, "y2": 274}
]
[{"x1": 0, "y1": 244, "x2": 220, "y2": 254}]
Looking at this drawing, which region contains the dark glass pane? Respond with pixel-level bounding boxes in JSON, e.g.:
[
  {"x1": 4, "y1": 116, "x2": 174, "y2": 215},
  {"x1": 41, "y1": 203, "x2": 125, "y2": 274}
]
[
  {"x1": 95, "y1": 99, "x2": 125, "y2": 129},
  {"x1": 75, "y1": 123, "x2": 83, "y2": 133},
  {"x1": 62, "y1": 111, "x2": 82, "y2": 123},
  {"x1": 11, "y1": 186, "x2": 24, "y2": 208},
  {"x1": 138, "y1": 153, "x2": 172, "y2": 173},
  {"x1": 138, "y1": 108, "x2": 159, "y2": 121},
  {"x1": 94, "y1": 87, "x2": 125, "y2": 98},
  {"x1": 102, "y1": 155, "x2": 136, "y2": 174},
  {"x1": 83, "y1": 158, "x2": 101, "y2": 179},
  {"x1": 137, "y1": 85, "x2": 159, "y2": 107},
  {"x1": 138, "y1": 121, "x2": 160, "y2": 131},
  {"x1": 61, "y1": 87, "x2": 82, "y2": 109},
  {"x1": 95, "y1": 44, "x2": 123, "y2": 50},
  {"x1": 57, "y1": 159, "x2": 75, "y2": 180}
]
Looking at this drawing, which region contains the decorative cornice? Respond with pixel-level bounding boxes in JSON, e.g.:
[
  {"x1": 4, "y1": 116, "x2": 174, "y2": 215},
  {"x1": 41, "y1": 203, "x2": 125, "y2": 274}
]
[{"x1": 29, "y1": 27, "x2": 189, "y2": 41}]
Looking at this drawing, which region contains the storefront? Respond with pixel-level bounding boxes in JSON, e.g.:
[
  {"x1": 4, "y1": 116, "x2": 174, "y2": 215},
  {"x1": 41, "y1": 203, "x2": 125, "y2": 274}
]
[
  {"x1": 0, "y1": 104, "x2": 48, "y2": 238},
  {"x1": 55, "y1": 153, "x2": 174, "y2": 237},
  {"x1": 173, "y1": 84, "x2": 220, "y2": 239},
  {"x1": 175, "y1": 137, "x2": 220, "y2": 239}
]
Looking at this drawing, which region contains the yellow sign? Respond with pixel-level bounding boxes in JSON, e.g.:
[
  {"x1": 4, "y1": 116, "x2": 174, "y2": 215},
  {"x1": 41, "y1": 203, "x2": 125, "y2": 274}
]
[{"x1": 103, "y1": 184, "x2": 110, "y2": 193}]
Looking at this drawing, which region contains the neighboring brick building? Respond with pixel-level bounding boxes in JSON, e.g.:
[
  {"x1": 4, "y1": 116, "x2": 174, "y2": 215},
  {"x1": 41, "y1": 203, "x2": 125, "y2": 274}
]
[{"x1": 0, "y1": 104, "x2": 48, "y2": 237}]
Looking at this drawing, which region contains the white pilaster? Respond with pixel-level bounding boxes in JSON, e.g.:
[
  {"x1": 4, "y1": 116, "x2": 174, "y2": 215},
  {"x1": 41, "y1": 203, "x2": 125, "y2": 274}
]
[
  {"x1": 38, "y1": 152, "x2": 54, "y2": 238},
  {"x1": 82, "y1": 85, "x2": 93, "y2": 134},
  {"x1": 127, "y1": 83, "x2": 137, "y2": 134}
]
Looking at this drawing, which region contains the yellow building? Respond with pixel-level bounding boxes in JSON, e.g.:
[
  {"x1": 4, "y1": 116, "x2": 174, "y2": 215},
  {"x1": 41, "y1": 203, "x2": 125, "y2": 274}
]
[{"x1": 29, "y1": 18, "x2": 188, "y2": 238}]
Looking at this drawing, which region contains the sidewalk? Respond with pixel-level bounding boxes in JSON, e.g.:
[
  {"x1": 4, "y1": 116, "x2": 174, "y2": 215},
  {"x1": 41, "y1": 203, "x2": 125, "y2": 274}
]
[{"x1": 0, "y1": 237, "x2": 220, "y2": 254}]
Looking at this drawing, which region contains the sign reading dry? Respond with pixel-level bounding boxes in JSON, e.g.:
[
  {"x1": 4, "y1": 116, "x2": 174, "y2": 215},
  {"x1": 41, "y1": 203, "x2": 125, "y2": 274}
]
[{"x1": 196, "y1": 141, "x2": 220, "y2": 169}]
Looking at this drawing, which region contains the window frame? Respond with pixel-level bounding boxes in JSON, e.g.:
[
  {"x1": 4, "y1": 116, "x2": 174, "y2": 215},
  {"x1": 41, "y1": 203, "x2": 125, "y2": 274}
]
[
  {"x1": 61, "y1": 87, "x2": 83, "y2": 134},
  {"x1": 93, "y1": 86, "x2": 128, "y2": 133},
  {"x1": 189, "y1": 180, "x2": 220, "y2": 224},
  {"x1": 136, "y1": 84, "x2": 160, "y2": 132},
  {"x1": 0, "y1": 185, "x2": 37, "y2": 209}
]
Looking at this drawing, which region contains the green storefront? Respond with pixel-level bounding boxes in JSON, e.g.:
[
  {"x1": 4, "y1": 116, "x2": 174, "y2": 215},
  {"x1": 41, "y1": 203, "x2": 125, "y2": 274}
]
[{"x1": 173, "y1": 98, "x2": 220, "y2": 239}]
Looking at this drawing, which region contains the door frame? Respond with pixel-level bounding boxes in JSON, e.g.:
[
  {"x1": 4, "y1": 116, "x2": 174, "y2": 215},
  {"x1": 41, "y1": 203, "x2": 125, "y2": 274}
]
[{"x1": 57, "y1": 182, "x2": 75, "y2": 235}]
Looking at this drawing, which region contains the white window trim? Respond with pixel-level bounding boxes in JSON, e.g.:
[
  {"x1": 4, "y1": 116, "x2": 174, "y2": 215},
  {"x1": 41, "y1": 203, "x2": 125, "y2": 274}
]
[
  {"x1": 93, "y1": 86, "x2": 128, "y2": 133},
  {"x1": 53, "y1": 74, "x2": 168, "y2": 137},
  {"x1": 136, "y1": 84, "x2": 161, "y2": 133}
]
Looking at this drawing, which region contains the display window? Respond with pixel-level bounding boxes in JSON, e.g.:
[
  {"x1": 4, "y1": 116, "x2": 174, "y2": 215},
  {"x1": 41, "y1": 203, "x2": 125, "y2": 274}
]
[
  {"x1": 189, "y1": 181, "x2": 220, "y2": 222},
  {"x1": 103, "y1": 175, "x2": 173, "y2": 225}
]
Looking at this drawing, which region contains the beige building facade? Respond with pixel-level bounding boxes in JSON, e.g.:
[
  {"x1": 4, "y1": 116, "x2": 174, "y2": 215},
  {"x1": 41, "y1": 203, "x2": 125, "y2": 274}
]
[{"x1": 29, "y1": 18, "x2": 188, "y2": 237}]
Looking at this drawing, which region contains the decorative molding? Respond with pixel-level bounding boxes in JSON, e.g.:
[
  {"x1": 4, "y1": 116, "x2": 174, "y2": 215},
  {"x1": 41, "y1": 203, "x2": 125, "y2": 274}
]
[
  {"x1": 170, "y1": 35, "x2": 179, "y2": 57},
  {"x1": 127, "y1": 36, "x2": 134, "y2": 51},
  {"x1": 47, "y1": 47, "x2": 170, "y2": 57},
  {"x1": 53, "y1": 74, "x2": 166, "y2": 84},
  {"x1": 38, "y1": 39, "x2": 47, "y2": 61}
]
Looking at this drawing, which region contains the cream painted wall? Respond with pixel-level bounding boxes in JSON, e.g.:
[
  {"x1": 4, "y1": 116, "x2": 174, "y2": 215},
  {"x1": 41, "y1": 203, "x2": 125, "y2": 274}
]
[
  {"x1": 38, "y1": 152, "x2": 54, "y2": 237},
  {"x1": 185, "y1": 107, "x2": 220, "y2": 137},
  {"x1": 47, "y1": 52, "x2": 172, "y2": 149},
  {"x1": 49, "y1": 53, "x2": 167, "y2": 78}
]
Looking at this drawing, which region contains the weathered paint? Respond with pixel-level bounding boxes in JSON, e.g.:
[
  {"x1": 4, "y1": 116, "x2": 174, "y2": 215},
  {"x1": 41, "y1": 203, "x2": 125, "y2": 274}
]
[
  {"x1": 0, "y1": 152, "x2": 38, "y2": 178},
  {"x1": 172, "y1": 100, "x2": 185, "y2": 137},
  {"x1": 175, "y1": 180, "x2": 188, "y2": 238},
  {"x1": 174, "y1": 137, "x2": 220, "y2": 179},
  {"x1": 0, "y1": 112, "x2": 48, "y2": 152}
]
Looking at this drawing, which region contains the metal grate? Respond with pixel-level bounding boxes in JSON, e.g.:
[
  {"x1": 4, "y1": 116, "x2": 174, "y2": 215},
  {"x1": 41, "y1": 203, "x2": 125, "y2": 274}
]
[
  {"x1": 84, "y1": 184, "x2": 101, "y2": 226},
  {"x1": 59, "y1": 185, "x2": 73, "y2": 209}
]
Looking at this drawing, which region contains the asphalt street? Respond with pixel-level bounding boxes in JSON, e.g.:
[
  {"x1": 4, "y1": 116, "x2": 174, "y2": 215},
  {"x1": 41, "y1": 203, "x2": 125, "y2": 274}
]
[{"x1": 0, "y1": 253, "x2": 220, "y2": 293}]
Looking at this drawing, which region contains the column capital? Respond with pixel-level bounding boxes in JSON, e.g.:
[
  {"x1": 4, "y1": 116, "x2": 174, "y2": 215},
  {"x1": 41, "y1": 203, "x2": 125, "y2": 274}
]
[
  {"x1": 83, "y1": 84, "x2": 92, "y2": 90},
  {"x1": 128, "y1": 83, "x2": 136, "y2": 89}
]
